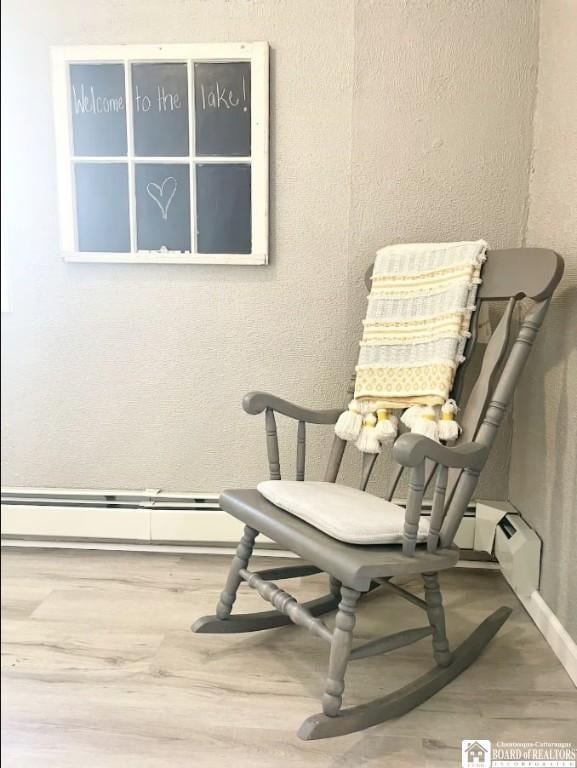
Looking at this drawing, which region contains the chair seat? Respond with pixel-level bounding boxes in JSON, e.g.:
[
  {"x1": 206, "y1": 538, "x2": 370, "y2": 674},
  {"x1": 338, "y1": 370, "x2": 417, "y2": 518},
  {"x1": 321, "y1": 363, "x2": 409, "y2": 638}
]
[
  {"x1": 219, "y1": 488, "x2": 459, "y2": 591},
  {"x1": 257, "y1": 481, "x2": 429, "y2": 545}
]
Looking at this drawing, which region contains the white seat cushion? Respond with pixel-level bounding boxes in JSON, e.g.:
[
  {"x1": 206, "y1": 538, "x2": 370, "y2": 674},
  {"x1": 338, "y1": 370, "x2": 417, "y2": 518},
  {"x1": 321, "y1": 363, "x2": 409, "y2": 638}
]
[{"x1": 257, "y1": 481, "x2": 429, "y2": 545}]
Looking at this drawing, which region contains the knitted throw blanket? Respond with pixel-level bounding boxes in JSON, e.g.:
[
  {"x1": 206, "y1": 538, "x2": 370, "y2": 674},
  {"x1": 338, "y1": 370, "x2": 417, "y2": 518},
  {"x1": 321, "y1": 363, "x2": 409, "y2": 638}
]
[{"x1": 335, "y1": 240, "x2": 488, "y2": 453}]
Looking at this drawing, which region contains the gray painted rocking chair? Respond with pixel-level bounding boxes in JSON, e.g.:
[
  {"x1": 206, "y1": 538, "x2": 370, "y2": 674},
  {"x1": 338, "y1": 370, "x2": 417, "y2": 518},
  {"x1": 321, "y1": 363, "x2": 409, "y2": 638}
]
[{"x1": 192, "y1": 248, "x2": 563, "y2": 740}]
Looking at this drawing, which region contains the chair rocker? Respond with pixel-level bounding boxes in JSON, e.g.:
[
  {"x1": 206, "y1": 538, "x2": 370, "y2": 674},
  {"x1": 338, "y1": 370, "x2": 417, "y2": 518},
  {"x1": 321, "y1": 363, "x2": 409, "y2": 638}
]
[{"x1": 192, "y1": 248, "x2": 563, "y2": 740}]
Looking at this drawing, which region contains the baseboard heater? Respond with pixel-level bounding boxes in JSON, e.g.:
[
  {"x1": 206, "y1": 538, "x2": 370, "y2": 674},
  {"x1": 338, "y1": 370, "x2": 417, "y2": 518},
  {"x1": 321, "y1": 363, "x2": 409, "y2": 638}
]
[
  {"x1": 475, "y1": 501, "x2": 541, "y2": 596},
  {"x1": 1, "y1": 488, "x2": 221, "y2": 511},
  {"x1": 1, "y1": 487, "x2": 477, "y2": 549}
]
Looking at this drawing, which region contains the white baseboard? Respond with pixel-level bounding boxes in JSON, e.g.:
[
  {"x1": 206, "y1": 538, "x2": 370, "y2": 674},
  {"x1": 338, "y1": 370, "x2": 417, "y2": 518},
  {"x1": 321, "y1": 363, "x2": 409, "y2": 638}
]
[
  {"x1": 0, "y1": 503, "x2": 262, "y2": 545},
  {"x1": 517, "y1": 590, "x2": 577, "y2": 686}
]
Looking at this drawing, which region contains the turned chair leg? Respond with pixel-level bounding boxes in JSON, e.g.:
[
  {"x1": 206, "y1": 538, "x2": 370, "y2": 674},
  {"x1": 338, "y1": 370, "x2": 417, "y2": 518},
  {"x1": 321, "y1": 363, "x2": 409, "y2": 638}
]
[
  {"x1": 422, "y1": 571, "x2": 453, "y2": 667},
  {"x1": 322, "y1": 585, "x2": 361, "y2": 717},
  {"x1": 328, "y1": 575, "x2": 341, "y2": 599},
  {"x1": 216, "y1": 526, "x2": 258, "y2": 620}
]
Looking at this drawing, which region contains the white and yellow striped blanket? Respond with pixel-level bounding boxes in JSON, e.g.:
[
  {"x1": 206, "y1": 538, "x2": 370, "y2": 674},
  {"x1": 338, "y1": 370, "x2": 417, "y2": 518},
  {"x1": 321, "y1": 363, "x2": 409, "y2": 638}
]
[{"x1": 335, "y1": 240, "x2": 488, "y2": 453}]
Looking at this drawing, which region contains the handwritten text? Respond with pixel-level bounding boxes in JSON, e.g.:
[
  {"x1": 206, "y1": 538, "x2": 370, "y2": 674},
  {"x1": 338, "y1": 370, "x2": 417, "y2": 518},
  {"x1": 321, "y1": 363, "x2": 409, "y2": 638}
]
[
  {"x1": 72, "y1": 84, "x2": 124, "y2": 114},
  {"x1": 200, "y1": 77, "x2": 247, "y2": 111},
  {"x1": 134, "y1": 85, "x2": 183, "y2": 113}
]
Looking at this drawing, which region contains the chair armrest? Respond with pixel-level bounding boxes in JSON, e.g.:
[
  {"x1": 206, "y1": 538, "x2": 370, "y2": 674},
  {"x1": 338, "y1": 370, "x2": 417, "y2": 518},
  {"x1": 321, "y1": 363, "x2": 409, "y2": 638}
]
[
  {"x1": 393, "y1": 433, "x2": 487, "y2": 470},
  {"x1": 242, "y1": 391, "x2": 343, "y2": 425}
]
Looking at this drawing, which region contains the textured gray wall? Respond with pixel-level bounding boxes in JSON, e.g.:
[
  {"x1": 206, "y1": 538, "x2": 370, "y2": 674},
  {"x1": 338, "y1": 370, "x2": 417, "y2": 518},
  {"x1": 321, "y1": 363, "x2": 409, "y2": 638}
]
[
  {"x1": 510, "y1": 0, "x2": 577, "y2": 641},
  {"x1": 1, "y1": 0, "x2": 538, "y2": 496}
]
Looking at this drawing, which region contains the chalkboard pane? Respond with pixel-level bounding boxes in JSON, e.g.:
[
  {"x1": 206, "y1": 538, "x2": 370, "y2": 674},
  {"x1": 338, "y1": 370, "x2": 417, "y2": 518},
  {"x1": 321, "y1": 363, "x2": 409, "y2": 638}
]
[
  {"x1": 195, "y1": 63, "x2": 251, "y2": 157},
  {"x1": 135, "y1": 164, "x2": 191, "y2": 252},
  {"x1": 75, "y1": 163, "x2": 130, "y2": 252},
  {"x1": 132, "y1": 63, "x2": 189, "y2": 157},
  {"x1": 196, "y1": 164, "x2": 251, "y2": 254},
  {"x1": 69, "y1": 64, "x2": 127, "y2": 156}
]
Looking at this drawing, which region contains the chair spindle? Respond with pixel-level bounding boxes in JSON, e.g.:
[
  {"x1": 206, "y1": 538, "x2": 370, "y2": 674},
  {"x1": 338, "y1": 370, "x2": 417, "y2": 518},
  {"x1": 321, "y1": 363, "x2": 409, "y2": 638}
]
[
  {"x1": 402, "y1": 462, "x2": 425, "y2": 556},
  {"x1": 428, "y1": 465, "x2": 448, "y2": 552},
  {"x1": 265, "y1": 408, "x2": 281, "y2": 480},
  {"x1": 359, "y1": 452, "x2": 378, "y2": 491},
  {"x1": 385, "y1": 464, "x2": 404, "y2": 501},
  {"x1": 459, "y1": 297, "x2": 516, "y2": 445},
  {"x1": 296, "y1": 420, "x2": 306, "y2": 480},
  {"x1": 323, "y1": 437, "x2": 346, "y2": 483},
  {"x1": 322, "y1": 373, "x2": 357, "y2": 484}
]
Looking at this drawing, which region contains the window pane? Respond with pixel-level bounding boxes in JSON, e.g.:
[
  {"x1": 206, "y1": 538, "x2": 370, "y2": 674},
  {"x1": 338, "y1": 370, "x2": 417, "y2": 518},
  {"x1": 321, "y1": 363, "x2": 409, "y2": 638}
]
[
  {"x1": 132, "y1": 63, "x2": 189, "y2": 157},
  {"x1": 196, "y1": 164, "x2": 251, "y2": 254},
  {"x1": 194, "y1": 62, "x2": 251, "y2": 157},
  {"x1": 74, "y1": 163, "x2": 130, "y2": 252},
  {"x1": 135, "y1": 163, "x2": 191, "y2": 252},
  {"x1": 69, "y1": 64, "x2": 127, "y2": 156}
]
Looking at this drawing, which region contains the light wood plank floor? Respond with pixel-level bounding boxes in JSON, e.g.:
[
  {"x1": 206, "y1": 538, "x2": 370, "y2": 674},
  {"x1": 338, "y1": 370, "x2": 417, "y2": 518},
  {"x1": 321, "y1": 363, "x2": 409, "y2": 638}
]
[{"x1": 1, "y1": 548, "x2": 576, "y2": 767}]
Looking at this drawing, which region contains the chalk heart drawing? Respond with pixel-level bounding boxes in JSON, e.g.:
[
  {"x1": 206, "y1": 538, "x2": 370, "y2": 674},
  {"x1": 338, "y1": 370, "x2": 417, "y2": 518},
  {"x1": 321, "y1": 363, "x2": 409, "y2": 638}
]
[{"x1": 146, "y1": 176, "x2": 177, "y2": 220}]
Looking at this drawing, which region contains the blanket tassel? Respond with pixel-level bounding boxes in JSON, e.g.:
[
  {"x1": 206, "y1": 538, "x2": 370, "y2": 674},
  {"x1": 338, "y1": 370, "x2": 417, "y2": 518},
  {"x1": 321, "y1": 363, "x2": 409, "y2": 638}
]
[
  {"x1": 438, "y1": 399, "x2": 461, "y2": 441},
  {"x1": 374, "y1": 409, "x2": 398, "y2": 443},
  {"x1": 411, "y1": 406, "x2": 439, "y2": 442},
  {"x1": 335, "y1": 402, "x2": 363, "y2": 441},
  {"x1": 355, "y1": 413, "x2": 381, "y2": 454},
  {"x1": 400, "y1": 405, "x2": 424, "y2": 431}
]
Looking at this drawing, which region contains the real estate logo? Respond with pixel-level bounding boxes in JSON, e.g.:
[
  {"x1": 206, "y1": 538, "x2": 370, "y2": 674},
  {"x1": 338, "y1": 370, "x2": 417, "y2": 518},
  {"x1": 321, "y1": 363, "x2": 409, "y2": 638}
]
[
  {"x1": 462, "y1": 740, "x2": 492, "y2": 768},
  {"x1": 461, "y1": 740, "x2": 577, "y2": 768}
]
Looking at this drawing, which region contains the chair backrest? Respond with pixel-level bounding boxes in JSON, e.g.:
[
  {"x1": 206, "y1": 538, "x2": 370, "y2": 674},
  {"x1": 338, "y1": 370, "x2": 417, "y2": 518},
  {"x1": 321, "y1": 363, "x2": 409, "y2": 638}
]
[{"x1": 325, "y1": 248, "x2": 564, "y2": 550}]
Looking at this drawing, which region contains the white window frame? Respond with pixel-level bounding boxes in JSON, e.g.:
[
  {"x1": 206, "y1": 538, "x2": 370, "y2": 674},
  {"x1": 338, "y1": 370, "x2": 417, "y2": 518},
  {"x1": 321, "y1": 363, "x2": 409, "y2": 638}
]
[{"x1": 51, "y1": 43, "x2": 269, "y2": 265}]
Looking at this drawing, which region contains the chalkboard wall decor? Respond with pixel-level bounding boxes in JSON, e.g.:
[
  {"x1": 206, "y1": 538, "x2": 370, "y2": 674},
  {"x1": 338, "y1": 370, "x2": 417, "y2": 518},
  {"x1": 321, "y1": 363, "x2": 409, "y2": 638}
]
[
  {"x1": 197, "y1": 163, "x2": 251, "y2": 254},
  {"x1": 136, "y1": 164, "x2": 191, "y2": 252},
  {"x1": 52, "y1": 43, "x2": 269, "y2": 264},
  {"x1": 194, "y1": 62, "x2": 251, "y2": 157},
  {"x1": 75, "y1": 163, "x2": 130, "y2": 252},
  {"x1": 69, "y1": 64, "x2": 128, "y2": 157},
  {"x1": 132, "y1": 63, "x2": 189, "y2": 157}
]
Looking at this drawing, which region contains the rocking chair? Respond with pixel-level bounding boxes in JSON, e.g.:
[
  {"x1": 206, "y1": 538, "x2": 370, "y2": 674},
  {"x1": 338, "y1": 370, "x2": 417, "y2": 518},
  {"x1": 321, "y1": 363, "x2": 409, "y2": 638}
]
[{"x1": 192, "y1": 248, "x2": 563, "y2": 740}]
